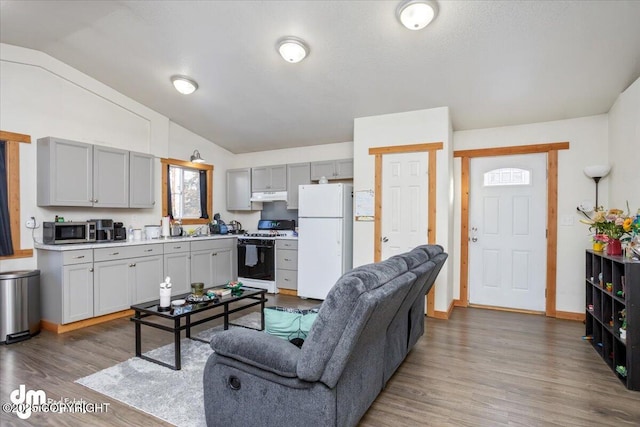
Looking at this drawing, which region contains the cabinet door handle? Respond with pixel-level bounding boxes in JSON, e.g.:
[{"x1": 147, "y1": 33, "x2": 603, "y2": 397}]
[
  {"x1": 73, "y1": 255, "x2": 85, "y2": 259},
  {"x1": 145, "y1": 249, "x2": 153, "y2": 252},
  {"x1": 284, "y1": 278, "x2": 290, "y2": 281},
  {"x1": 129, "y1": 263, "x2": 136, "y2": 267},
  {"x1": 94, "y1": 199, "x2": 98, "y2": 203},
  {"x1": 110, "y1": 252, "x2": 120, "y2": 255},
  {"x1": 89, "y1": 268, "x2": 94, "y2": 272},
  {"x1": 284, "y1": 258, "x2": 292, "y2": 262},
  {"x1": 211, "y1": 253, "x2": 217, "y2": 256},
  {"x1": 174, "y1": 246, "x2": 182, "y2": 249}
]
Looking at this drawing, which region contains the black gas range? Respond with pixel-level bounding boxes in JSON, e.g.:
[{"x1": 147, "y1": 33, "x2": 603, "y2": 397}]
[{"x1": 237, "y1": 219, "x2": 296, "y2": 293}]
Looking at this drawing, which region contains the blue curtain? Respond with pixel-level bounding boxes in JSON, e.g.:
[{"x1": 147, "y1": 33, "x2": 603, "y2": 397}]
[
  {"x1": 167, "y1": 164, "x2": 173, "y2": 219},
  {"x1": 199, "y1": 170, "x2": 209, "y2": 219},
  {"x1": 0, "y1": 141, "x2": 14, "y2": 256}
]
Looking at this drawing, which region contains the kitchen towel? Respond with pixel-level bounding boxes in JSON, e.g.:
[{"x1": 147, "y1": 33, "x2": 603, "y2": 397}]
[{"x1": 245, "y1": 245, "x2": 258, "y2": 267}]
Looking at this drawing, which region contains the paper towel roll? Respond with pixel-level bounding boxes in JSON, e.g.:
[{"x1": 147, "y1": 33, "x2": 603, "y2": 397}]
[{"x1": 161, "y1": 216, "x2": 170, "y2": 237}]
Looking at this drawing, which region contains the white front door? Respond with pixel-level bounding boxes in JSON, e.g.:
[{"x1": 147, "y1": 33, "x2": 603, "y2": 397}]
[
  {"x1": 381, "y1": 152, "x2": 429, "y2": 260},
  {"x1": 468, "y1": 154, "x2": 547, "y2": 311}
]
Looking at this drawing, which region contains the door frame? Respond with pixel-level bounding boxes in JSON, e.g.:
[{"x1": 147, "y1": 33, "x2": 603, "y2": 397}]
[
  {"x1": 369, "y1": 142, "x2": 443, "y2": 317},
  {"x1": 454, "y1": 142, "x2": 569, "y2": 317}
]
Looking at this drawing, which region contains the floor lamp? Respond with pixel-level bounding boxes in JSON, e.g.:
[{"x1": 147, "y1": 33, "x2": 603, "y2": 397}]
[{"x1": 583, "y1": 165, "x2": 611, "y2": 211}]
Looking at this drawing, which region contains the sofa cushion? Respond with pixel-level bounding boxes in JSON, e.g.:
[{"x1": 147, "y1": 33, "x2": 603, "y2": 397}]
[{"x1": 264, "y1": 306, "x2": 319, "y2": 341}]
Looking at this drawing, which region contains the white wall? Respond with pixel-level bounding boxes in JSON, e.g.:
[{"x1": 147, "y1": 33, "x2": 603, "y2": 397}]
[
  {"x1": 353, "y1": 107, "x2": 454, "y2": 314},
  {"x1": 453, "y1": 115, "x2": 609, "y2": 314},
  {"x1": 0, "y1": 44, "x2": 225, "y2": 271},
  {"x1": 608, "y1": 77, "x2": 640, "y2": 210}
]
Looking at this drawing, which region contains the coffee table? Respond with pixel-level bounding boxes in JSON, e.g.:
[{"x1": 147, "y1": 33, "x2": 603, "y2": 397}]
[{"x1": 130, "y1": 287, "x2": 267, "y2": 370}]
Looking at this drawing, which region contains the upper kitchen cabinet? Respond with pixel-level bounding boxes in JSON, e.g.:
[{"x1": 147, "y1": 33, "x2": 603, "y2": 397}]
[
  {"x1": 251, "y1": 165, "x2": 286, "y2": 192},
  {"x1": 93, "y1": 145, "x2": 129, "y2": 208},
  {"x1": 310, "y1": 158, "x2": 353, "y2": 181},
  {"x1": 37, "y1": 137, "x2": 94, "y2": 207},
  {"x1": 227, "y1": 168, "x2": 262, "y2": 211},
  {"x1": 37, "y1": 136, "x2": 154, "y2": 208},
  {"x1": 129, "y1": 151, "x2": 155, "y2": 208},
  {"x1": 286, "y1": 162, "x2": 311, "y2": 209}
]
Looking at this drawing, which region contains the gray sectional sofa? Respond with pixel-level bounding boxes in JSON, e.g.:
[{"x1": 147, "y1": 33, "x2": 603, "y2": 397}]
[{"x1": 203, "y1": 244, "x2": 448, "y2": 427}]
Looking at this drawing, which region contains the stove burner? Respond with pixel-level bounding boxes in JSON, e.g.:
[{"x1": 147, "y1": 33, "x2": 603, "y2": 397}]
[{"x1": 243, "y1": 232, "x2": 287, "y2": 237}]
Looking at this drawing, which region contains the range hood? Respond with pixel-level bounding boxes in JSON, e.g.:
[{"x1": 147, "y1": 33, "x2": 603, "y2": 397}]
[{"x1": 249, "y1": 191, "x2": 288, "y2": 202}]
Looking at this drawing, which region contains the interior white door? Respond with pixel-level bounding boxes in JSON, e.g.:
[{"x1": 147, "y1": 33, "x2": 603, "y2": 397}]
[
  {"x1": 381, "y1": 153, "x2": 428, "y2": 260},
  {"x1": 468, "y1": 154, "x2": 547, "y2": 311}
]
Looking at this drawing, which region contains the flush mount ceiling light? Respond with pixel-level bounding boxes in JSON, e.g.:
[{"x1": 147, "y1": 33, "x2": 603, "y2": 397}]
[
  {"x1": 171, "y1": 75, "x2": 198, "y2": 95},
  {"x1": 276, "y1": 37, "x2": 309, "y2": 63},
  {"x1": 190, "y1": 149, "x2": 205, "y2": 163},
  {"x1": 396, "y1": 0, "x2": 439, "y2": 30}
]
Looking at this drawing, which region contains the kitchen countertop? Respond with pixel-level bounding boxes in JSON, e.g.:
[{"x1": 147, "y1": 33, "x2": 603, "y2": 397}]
[{"x1": 34, "y1": 234, "x2": 238, "y2": 251}]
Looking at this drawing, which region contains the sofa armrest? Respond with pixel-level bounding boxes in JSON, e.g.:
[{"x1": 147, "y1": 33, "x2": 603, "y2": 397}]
[{"x1": 210, "y1": 328, "x2": 301, "y2": 378}]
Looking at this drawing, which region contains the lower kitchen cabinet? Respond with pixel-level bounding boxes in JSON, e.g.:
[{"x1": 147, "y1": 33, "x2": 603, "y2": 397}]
[
  {"x1": 130, "y1": 255, "x2": 164, "y2": 304},
  {"x1": 93, "y1": 259, "x2": 131, "y2": 315},
  {"x1": 164, "y1": 242, "x2": 191, "y2": 295},
  {"x1": 93, "y1": 243, "x2": 164, "y2": 314},
  {"x1": 276, "y1": 240, "x2": 298, "y2": 290},
  {"x1": 191, "y1": 238, "x2": 237, "y2": 287},
  {"x1": 39, "y1": 249, "x2": 95, "y2": 325},
  {"x1": 37, "y1": 237, "x2": 238, "y2": 326}
]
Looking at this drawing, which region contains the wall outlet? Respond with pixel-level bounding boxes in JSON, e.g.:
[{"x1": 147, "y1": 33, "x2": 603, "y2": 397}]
[{"x1": 25, "y1": 216, "x2": 36, "y2": 229}]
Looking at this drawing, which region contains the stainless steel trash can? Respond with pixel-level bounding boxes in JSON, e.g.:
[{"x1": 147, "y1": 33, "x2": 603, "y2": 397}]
[{"x1": 0, "y1": 270, "x2": 41, "y2": 344}]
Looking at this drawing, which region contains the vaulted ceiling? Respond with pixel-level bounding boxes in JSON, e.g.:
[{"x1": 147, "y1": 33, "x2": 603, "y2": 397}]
[{"x1": 2, "y1": 0, "x2": 639, "y2": 153}]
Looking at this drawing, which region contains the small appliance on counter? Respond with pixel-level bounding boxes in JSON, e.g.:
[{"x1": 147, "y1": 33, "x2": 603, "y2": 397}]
[
  {"x1": 144, "y1": 224, "x2": 162, "y2": 239},
  {"x1": 42, "y1": 221, "x2": 96, "y2": 244},
  {"x1": 90, "y1": 219, "x2": 114, "y2": 242},
  {"x1": 113, "y1": 222, "x2": 126, "y2": 240},
  {"x1": 209, "y1": 213, "x2": 228, "y2": 235},
  {"x1": 227, "y1": 220, "x2": 244, "y2": 234}
]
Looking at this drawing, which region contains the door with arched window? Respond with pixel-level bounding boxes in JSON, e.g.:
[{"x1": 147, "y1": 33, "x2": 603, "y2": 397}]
[{"x1": 468, "y1": 154, "x2": 547, "y2": 311}]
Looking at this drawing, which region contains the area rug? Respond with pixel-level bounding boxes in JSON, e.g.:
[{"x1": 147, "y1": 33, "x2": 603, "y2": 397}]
[{"x1": 76, "y1": 312, "x2": 262, "y2": 427}]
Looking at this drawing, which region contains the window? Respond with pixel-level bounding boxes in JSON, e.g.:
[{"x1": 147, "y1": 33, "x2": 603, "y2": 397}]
[
  {"x1": 160, "y1": 158, "x2": 213, "y2": 225},
  {"x1": 0, "y1": 131, "x2": 33, "y2": 260},
  {"x1": 483, "y1": 168, "x2": 531, "y2": 187}
]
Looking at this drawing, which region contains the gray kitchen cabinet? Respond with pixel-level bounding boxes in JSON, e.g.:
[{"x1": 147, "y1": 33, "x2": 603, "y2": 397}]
[
  {"x1": 129, "y1": 151, "x2": 156, "y2": 208},
  {"x1": 164, "y1": 242, "x2": 191, "y2": 295},
  {"x1": 93, "y1": 244, "x2": 163, "y2": 314},
  {"x1": 190, "y1": 238, "x2": 238, "y2": 287},
  {"x1": 310, "y1": 158, "x2": 353, "y2": 181},
  {"x1": 227, "y1": 168, "x2": 262, "y2": 211},
  {"x1": 251, "y1": 165, "x2": 287, "y2": 192},
  {"x1": 37, "y1": 136, "x2": 154, "y2": 208},
  {"x1": 37, "y1": 137, "x2": 94, "y2": 207},
  {"x1": 93, "y1": 145, "x2": 129, "y2": 208},
  {"x1": 130, "y1": 254, "x2": 164, "y2": 304},
  {"x1": 286, "y1": 163, "x2": 311, "y2": 209},
  {"x1": 93, "y1": 258, "x2": 131, "y2": 315},
  {"x1": 276, "y1": 240, "x2": 298, "y2": 290},
  {"x1": 39, "y1": 249, "x2": 94, "y2": 325}
]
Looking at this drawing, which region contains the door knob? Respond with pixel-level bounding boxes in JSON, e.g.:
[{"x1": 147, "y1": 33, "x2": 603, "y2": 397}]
[
  {"x1": 471, "y1": 237, "x2": 478, "y2": 242},
  {"x1": 382, "y1": 237, "x2": 389, "y2": 243}
]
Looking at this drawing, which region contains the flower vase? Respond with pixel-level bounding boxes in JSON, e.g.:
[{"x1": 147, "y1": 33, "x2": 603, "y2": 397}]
[
  {"x1": 593, "y1": 241, "x2": 605, "y2": 252},
  {"x1": 607, "y1": 239, "x2": 622, "y2": 256}
]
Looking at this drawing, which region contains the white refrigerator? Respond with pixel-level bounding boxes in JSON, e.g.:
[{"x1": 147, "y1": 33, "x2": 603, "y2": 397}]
[{"x1": 297, "y1": 183, "x2": 353, "y2": 300}]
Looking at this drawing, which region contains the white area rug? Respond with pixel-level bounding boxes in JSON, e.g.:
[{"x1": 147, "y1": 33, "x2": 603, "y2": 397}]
[{"x1": 76, "y1": 312, "x2": 262, "y2": 427}]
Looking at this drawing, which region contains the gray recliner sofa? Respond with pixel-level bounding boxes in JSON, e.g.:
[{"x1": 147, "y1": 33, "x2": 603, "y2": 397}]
[{"x1": 203, "y1": 245, "x2": 448, "y2": 427}]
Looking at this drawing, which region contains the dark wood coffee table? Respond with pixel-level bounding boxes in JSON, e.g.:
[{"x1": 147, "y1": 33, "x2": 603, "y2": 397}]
[{"x1": 130, "y1": 287, "x2": 267, "y2": 370}]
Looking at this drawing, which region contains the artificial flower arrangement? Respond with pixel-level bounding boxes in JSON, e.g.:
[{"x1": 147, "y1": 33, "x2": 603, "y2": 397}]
[{"x1": 580, "y1": 203, "x2": 640, "y2": 255}]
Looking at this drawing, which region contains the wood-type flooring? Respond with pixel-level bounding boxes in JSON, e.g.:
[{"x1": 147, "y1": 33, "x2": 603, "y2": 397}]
[{"x1": 1, "y1": 297, "x2": 639, "y2": 426}]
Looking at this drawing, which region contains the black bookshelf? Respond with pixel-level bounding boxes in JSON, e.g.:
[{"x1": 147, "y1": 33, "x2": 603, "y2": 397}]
[{"x1": 585, "y1": 249, "x2": 639, "y2": 390}]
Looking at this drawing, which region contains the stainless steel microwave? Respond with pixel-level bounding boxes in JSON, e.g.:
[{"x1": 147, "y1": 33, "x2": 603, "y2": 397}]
[{"x1": 43, "y1": 221, "x2": 97, "y2": 244}]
